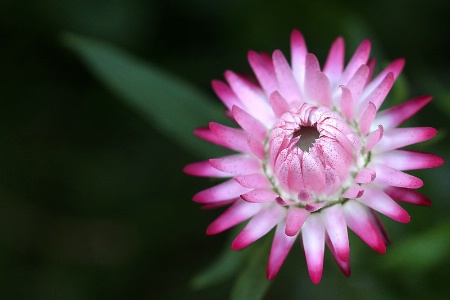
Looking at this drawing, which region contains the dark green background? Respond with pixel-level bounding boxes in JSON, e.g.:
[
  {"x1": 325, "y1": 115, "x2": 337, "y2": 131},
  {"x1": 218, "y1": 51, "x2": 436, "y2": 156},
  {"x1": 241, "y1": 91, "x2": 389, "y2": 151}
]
[{"x1": 0, "y1": 0, "x2": 449, "y2": 299}]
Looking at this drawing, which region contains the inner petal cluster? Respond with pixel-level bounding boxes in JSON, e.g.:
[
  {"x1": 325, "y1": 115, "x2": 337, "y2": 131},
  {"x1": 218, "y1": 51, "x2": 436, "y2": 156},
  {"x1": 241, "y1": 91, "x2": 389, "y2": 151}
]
[{"x1": 268, "y1": 103, "x2": 355, "y2": 208}]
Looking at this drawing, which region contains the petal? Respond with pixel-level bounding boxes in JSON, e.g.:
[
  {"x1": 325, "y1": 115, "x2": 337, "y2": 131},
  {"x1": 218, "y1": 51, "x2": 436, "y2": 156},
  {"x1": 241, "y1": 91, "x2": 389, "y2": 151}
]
[
  {"x1": 209, "y1": 154, "x2": 260, "y2": 175},
  {"x1": 359, "y1": 72, "x2": 394, "y2": 110},
  {"x1": 183, "y1": 161, "x2": 230, "y2": 177},
  {"x1": 339, "y1": 39, "x2": 371, "y2": 86},
  {"x1": 267, "y1": 220, "x2": 298, "y2": 280},
  {"x1": 325, "y1": 235, "x2": 351, "y2": 276},
  {"x1": 234, "y1": 174, "x2": 271, "y2": 189},
  {"x1": 232, "y1": 205, "x2": 286, "y2": 250},
  {"x1": 323, "y1": 37, "x2": 345, "y2": 86},
  {"x1": 346, "y1": 64, "x2": 370, "y2": 102},
  {"x1": 373, "y1": 150, "x2": 444, "y2": 170},
  {"x1": 269, "y1": 91, "x2": 291, "y2": 118},
  {"x1": 367, "y1": 209, "x2": 390, "y2": 245},
  {"x1": 372, "y1": 163, "x2": 423, "y2": 189},
  {"x1": 357, "y1": 187, "x2": 410, "y2": 223},
  {"x1": 374, "y1": 95, "x2": 432, "y2": 130},
  {"x1": 240, "y1": 188, "x2": 279, "y2": 203},
  {"x1": 206, "y1": 199, "x2": 262, "y2": 235},
  {"x1": 193, "y1": 179, "x2": 251, "y2": 203},
  {"x1": 338, "y1": 86, "x2": 354, "y2": 120},
  {"x1": 285, "y1": 206, "x2": 309, "y2": 236},
  {"x1": 302, "y1": 214, "x2": 325, "y2": 284},
  {"x1": 232, "y1": 105, "x2": 268, "y2": 139},
  {"x1": 247, "y1": 135, "x2": 265, "y2": 160},
  {"x1": 362, "y1": 58, "x2": 405, "y2": 100},
  {"x1": 373, "y1": 127, "x2": 437, "y2": 153},
  {"x1": 321, "y1": 204, "x2": 350, "y2": 262},
  {"x1": 248, "y1": 51, "x2": 278, "y2": 96},
  {"x1": 225, "y1": 71, "x2": 274, "y2": 123},
  {"x1": 365, "y1": 125, "x2": 384, "y2": 153},
  {"x1": 342, "y1": 184, "x2": 364, "y2": 199},
  {"x1": 343, "y1": 200, "x2": 386, "y2": 253},
  {"x1": 273, "y1": 50, "x2": 302, "y2": 104},
  {"x1": 384, "y1": 186, "x2": 432, "y2": 206},
  {"x1": 290, "y1": 29, "x2": 307, "y2": 86},
  {"x1": 354, "y1": 167, "x2": 376, "y2": 184},
  {"x1": 212, "y1": 80, "x2": 242, "y2": 111},
  {"x1": 302, "y1": 152, "x2": 326, "y2": 194},
  {"x1": 208, "y1": 123, "x2": 251, "y2": 153},
  {"x1": 358, "y1": 102, "x2": 376, "y2": 136}
]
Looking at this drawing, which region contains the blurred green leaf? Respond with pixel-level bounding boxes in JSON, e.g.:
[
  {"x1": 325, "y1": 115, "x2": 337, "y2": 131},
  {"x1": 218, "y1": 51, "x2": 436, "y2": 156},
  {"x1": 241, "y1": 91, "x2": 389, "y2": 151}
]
[
  {"x1": 63, "y1": 33, "x2": 228, "y2": 158},
  {"x1": 190, "y1": 244, "x2": 246, "y2": 290},
  {"x1": 380, "y1": 221, "x2": 450, "y2": 273},
  {"x1": 230, "y1": 237, "x2": 272, "y2": 300}
]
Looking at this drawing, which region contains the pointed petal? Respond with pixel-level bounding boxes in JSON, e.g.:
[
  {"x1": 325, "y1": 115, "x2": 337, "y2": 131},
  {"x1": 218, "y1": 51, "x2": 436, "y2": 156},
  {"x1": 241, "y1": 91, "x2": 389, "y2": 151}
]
[
  {"x1": 232, "y1": 105, "x2": 268, "y2": 139},
  {"x1": 209, "y1": 155, "x2": 260, "y2": 175},
  {"x1": 241, "y1": 189, "x2": 279, "y2": 203},
  {"x1": 326, "y1": 235, "x2": 351, "y2": 276},
  {"x1": 373, "y1": 150, "x2": 444, "y2": 170},
  {"x1": 225, "y1": 71, "x2": 274, "y2": 123},
  {"x1": 346, "y1": 64, "x2": 370, "y2": 101},
  {"x1": 309, "y1": 71, "x2": 332, "y2": 106},
  {"x1": 360, "y1": 72, "x2": 394, "y2": 110},
  {"x1": 373, "y1": 127, "x2": 437, "y2": 153},
  {"x1": 247, "y1": 135, "x2": 265, "y2": 160},
  {"x1": 365, "y1": 125, "x2": 384, "y2": 153},
  {"x1": 302, "y1": 152, "x2": 326, "y2": 194},
  {"x1": 208, "y1": 122, "x2": 251, "y2": 153},
  {"x1": 367, "y1": 209, "x2": 390, "y2": 245},
  {"x1": 323, "y1": 37, "x2": 345, "y2": 86},
  {"x1": 183, "y1": 161, "x2": 230, "y2": 177},
  {"x1": 269, "y1": 91, "x2": 291, "y2": 118},
  {"x1": 232, "y1": 205, "x2": 286, "y2": 250},
  {"x1": 273, "y1": 50, "x2": 302, "y2": 104},
  {"x1": 343, "y1": 200, "x2": 386, "y2": 253},
  {"x1": 362, "y1": 58, "x2": 405, "y2": 100},
  {"x1": 285, "y1": 206, "x2": 309, "y2": 236},
  {"x1": 358, "y1": 187, "x2": 410, "y2": 223},
  {"x1": 375, "y1": 95, "x2": 432, "y2": 130},
  {"x1": 339, "y1": 39, "x2": 371, "y2": 86},
  {"x1": 234, "y1": 174, "x2": 271, "y2": 189},
  {"x1": 358, "y1": 102, "x2": 376, "y2": 136},
  {"x1": 321, "y1": 204, "x2": 349, "y2": 262},
  {"x1": 291, "y1": 29, "x2": 307, "y2": 85},
  {"x1": 302, "y1": 214, "x2": 325, "y2": 284},
  {"x1": 212, "y1": 80, "x2": 241, "y2": 111},
  {"x1": 206, "y1": 199, "x2": 262, "y2": 235},
  {"x1": 193, "y1": 179, "x2": 251, "y2": 203},
  {"x1": 248, "y1": 50, "x2": 278, "y2": 96},
  {"x1": 338, "y1": 86, "x2": 354, "y2": 120},
  {"x1": 372, "y1": 163, "x2": 423, "y2": 189},
  {"x1": 354, "y1": 167, "x2": 376, "y2": 184},
  {"x1": 384, "y1": 186, "x2": 432, "y2": 206},
  {"x1": 267, "y1": 220, "x2": 297, "y2": 280},
  {"x1": 342, "y1": 184, "x2": 364, "y2": 199}
]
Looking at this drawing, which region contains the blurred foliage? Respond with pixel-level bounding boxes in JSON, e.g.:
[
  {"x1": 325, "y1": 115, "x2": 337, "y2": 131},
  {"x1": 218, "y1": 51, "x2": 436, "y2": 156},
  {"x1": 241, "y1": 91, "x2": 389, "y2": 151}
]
[{"x1": 0, "y1": 0, "x2": 449, "y2": 299}]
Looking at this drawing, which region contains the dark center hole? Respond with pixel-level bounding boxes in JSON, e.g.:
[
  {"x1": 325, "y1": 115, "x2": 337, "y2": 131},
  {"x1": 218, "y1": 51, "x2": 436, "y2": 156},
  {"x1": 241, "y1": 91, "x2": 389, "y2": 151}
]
[{"x1": 293, "y1": 126, "x2": 320, "y2": 151}]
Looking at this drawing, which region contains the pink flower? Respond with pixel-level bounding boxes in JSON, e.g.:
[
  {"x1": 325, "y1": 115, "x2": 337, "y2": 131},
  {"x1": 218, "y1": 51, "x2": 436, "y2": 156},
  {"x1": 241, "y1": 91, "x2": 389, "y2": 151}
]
[{"x1": 184, "y1": 30, "x2": 443, "y2": 284}]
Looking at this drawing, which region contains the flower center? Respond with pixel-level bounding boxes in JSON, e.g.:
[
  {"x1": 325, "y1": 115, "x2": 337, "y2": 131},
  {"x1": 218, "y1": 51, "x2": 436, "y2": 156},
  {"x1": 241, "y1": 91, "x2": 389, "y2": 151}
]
[
  {"x1": 266, "y1": 103, "x2": 356, "y2": 208},
  {"x1": 293, "y1": 126, "x2": 320, "y2": 152}
]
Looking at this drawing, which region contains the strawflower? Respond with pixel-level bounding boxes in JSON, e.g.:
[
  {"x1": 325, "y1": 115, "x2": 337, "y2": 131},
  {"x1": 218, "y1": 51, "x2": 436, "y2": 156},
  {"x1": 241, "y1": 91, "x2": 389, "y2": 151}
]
[{"x1": 184, "y1": 30, "x2": 443, "y2": 284}]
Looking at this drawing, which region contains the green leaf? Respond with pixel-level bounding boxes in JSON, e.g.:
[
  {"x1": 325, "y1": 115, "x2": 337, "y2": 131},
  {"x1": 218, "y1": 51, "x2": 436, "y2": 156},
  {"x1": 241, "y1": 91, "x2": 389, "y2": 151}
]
[
  {"x1": 190, "y1": 244, "x2": 246, "y2": 290},
  {"x1": 190, "y1": 225, "x2": 247, "y2": 290},
  {"x1": 63, "y1": 33, "x2": 228, "y2": 158},
  {"x1": 230, "y1": 237, "x2": 272, "y2": 300},
  {"x1": 380, "y1": 221, "x2": 450, "y2": 273}
]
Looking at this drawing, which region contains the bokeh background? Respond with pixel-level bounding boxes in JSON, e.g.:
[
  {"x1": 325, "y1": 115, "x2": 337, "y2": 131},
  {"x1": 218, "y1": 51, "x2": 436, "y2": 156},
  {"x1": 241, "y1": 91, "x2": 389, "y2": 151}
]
[{"x1": 0, "y1": 0, "x2": 449, "y2": 299}]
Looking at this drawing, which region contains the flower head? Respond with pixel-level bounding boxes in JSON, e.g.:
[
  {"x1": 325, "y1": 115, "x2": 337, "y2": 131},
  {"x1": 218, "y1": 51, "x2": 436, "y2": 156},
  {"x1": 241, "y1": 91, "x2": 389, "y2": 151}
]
[{"x1": 184, "y1": 30, "x2": 443, "y2": 284}]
